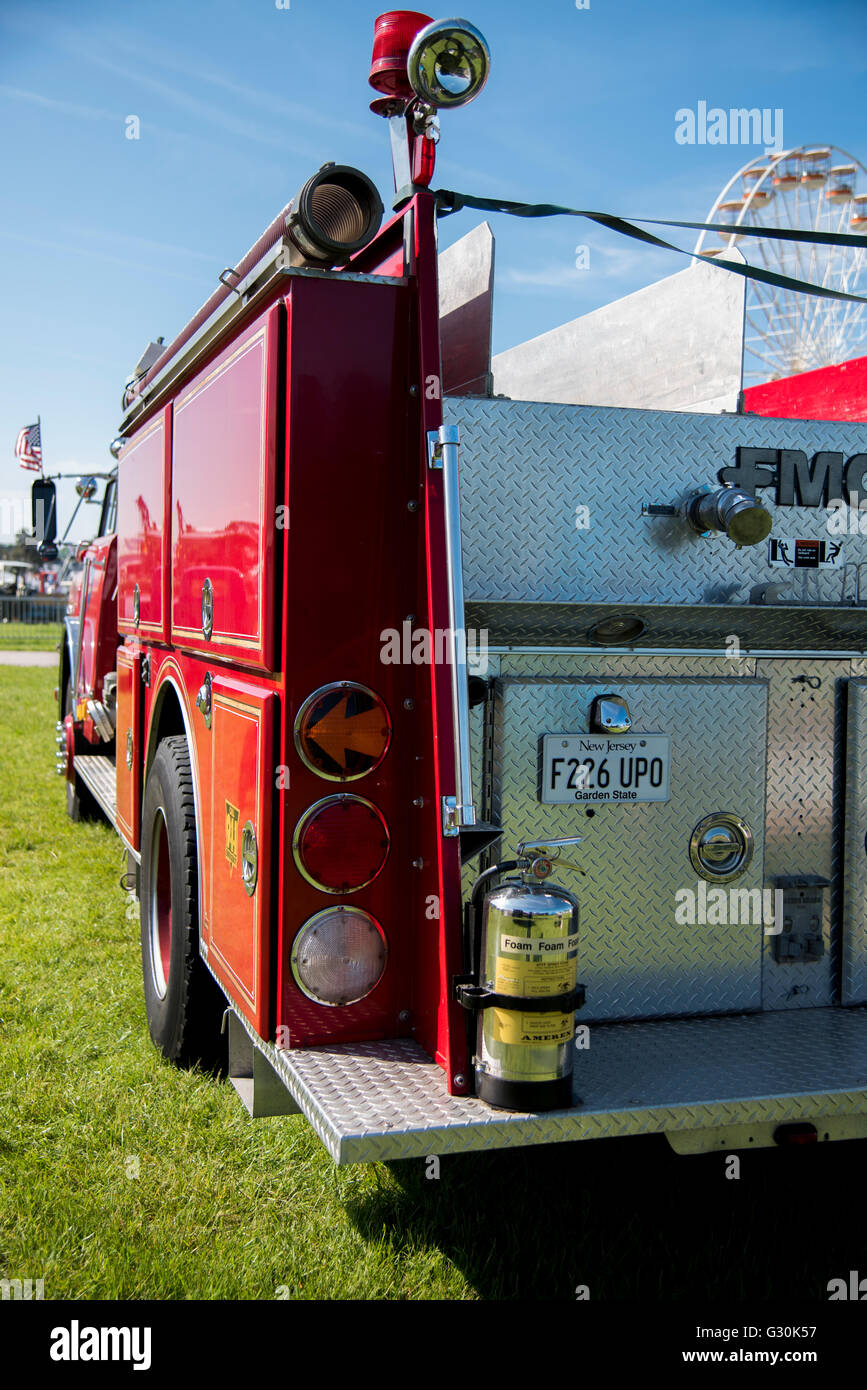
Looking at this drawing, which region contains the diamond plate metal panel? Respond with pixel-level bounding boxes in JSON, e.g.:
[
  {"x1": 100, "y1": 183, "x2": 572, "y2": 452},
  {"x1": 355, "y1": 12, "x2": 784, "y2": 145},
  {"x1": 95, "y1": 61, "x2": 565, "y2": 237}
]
[
  {"x1": 465, "y1": 600, "x2": 867, "y2": 654},
  {"x1": 446, "y1": 397, "x2": 867, "y2": 620},
  {"x1": 498, "y1": 654, "x2": 758, "y2": 679},
  {"x1": 229, "y1": 1002, "x2": 867, "y2": 1163},
  {"x1": 757, "y1": 658, "x2": 843, "y2": 1010},
  {"x1": 493, "y1": 677, "x2": 768, "y2": 1020},
  {"x1": 461, "y1": 700, "x2": 489, "y2": 898},
  {"x1": 843, "y1": 681, "x2": 867, "y2": 1003},
  {"x1": 483, "y1": 654, "x2": 853, "y2": 1015}
]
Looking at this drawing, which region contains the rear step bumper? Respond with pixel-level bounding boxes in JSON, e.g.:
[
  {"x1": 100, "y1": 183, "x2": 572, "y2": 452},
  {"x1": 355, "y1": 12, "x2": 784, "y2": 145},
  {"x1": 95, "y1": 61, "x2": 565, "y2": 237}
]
[{"x1": 225, "y1": 1002, "x2": 867, "y2": 1164}]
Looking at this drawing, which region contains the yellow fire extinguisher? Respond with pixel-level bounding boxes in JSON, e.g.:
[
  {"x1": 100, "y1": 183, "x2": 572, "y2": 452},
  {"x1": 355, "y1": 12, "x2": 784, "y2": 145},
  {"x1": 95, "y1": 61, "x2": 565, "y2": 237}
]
[{"x1": 456, "y1": 839, "x2": 586, "y2": 1112}]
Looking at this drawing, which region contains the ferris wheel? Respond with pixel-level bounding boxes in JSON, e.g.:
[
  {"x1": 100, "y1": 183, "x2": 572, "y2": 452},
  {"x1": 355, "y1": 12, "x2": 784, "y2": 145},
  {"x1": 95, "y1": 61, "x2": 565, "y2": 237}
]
[{"x1": 695, "y1": 145, "x2": 867, "y2": 385}]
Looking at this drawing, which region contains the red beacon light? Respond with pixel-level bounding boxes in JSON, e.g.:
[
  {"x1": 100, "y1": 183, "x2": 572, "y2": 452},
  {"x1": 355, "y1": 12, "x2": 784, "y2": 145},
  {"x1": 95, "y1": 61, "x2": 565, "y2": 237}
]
[
  {"x1": 369, "y1": 11, "x2": 491, "y2": 111},
  {"x1": 369, "y1": 11, "x2": 434, "y2": 112},
  {"x1": 369, "y1": 14, "x2": 491, "y2": 193}
]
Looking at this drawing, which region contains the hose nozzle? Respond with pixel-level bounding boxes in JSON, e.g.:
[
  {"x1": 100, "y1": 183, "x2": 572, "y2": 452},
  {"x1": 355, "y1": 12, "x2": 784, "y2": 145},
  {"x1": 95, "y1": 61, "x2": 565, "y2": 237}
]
[{"x1": 686, "y1": 485, "x2": 772, "y2": 548}]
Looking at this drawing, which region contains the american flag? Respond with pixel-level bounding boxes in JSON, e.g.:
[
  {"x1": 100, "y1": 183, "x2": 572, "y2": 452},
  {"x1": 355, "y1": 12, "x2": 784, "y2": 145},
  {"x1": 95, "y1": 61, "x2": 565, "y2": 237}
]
[{"x1": 15, "y1": 420, "x2": 42, "y2": 471}]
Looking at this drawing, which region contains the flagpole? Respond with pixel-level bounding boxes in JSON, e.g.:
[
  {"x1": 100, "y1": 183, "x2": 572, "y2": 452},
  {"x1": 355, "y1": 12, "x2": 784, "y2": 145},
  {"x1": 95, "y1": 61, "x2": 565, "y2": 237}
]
[{"x1": 37, "y1": 414, "x2": 43, "y2": 474}]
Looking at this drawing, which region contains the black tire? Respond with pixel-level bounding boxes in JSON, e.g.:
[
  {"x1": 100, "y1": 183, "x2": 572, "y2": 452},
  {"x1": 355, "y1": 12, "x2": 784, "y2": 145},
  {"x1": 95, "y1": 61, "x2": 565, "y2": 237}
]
[
  {"x1": 62, "y1": 678, "x2": 97, "y2": 822},
  {"x1": 140, "y1": 735, "x2": 226, "y2": 1070}
]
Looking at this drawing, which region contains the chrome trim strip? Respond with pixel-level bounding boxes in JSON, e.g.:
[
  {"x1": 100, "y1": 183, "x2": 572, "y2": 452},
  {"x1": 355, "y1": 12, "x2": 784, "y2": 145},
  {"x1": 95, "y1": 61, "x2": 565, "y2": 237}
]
[
  {"x1": 428, "y1": 425, "x2": 476, "y2": 829},
  {"x1": 73, "y1": 559, "x2": 90, "y2": 705},
  {"x1": 118, "y1": 829, "x2": 141, "y2": 866},
  {"x1": 485, "y1": 646, "x2": 867, "y2": 659},
  {"x1": 63, "y1": 615, "x2": 79, "y2": 695}
]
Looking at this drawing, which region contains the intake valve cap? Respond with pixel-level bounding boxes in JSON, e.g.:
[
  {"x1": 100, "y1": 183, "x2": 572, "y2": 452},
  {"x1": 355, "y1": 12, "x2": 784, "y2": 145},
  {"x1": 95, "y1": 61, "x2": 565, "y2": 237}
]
[{"x1": 686, "y1": 485, "x2": 773, "y2": 547}]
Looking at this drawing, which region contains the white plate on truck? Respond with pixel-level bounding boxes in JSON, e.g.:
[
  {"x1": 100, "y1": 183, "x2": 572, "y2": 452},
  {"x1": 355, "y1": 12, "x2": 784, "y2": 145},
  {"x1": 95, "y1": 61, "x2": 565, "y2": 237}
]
[{"x1": 540, "y1": 733, "x2": 671, "y2": 803}]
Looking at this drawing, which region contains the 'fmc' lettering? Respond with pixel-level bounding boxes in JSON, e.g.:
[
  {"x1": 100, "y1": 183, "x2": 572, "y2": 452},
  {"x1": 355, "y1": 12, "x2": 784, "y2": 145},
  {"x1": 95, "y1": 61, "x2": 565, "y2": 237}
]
[{"x1": 719, "y1": 448, "x2": 867, "y2": 508}]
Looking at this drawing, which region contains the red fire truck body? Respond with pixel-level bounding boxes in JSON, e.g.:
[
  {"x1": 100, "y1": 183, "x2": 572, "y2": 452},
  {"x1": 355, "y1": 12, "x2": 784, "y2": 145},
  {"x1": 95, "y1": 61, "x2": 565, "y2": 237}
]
[
  {"x1": 54, "y1": 13, "x2": 867, "y2": 1162},
  {"x1": 61, "y1": 183, "x2": 472, "y2": 1086}
]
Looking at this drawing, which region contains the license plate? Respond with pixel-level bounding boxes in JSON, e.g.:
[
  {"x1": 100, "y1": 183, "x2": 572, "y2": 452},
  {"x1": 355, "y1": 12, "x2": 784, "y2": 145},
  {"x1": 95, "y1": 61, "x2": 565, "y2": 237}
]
[{"x1": 540, "y1": 733, "x2": 671, "y2": 804}]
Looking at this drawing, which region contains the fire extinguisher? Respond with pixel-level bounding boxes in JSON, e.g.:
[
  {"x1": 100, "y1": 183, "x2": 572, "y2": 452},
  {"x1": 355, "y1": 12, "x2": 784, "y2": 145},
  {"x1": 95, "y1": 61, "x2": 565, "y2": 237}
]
[{"x1": 455, "y1": 839, "x2": 586, "y2": 1112}]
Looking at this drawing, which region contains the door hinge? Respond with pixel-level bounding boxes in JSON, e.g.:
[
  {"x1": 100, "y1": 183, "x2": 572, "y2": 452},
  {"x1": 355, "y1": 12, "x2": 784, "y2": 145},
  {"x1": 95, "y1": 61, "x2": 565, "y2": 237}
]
[{"x1": 442, "y1": 795, "x2": 476, "y2": 836}]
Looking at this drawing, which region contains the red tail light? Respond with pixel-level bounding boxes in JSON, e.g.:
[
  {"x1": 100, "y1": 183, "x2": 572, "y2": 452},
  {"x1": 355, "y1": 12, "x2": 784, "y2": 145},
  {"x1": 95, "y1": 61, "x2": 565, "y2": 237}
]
[
  {"x1": 412, "y1": 129, "x2": 437, "y2": 187},
  {"x1": 293, "y1": 795, "x2": 390, "y2": 894},
  {"x1": 774, "y1": 1123, "x2": 818, "y2": 1146}
]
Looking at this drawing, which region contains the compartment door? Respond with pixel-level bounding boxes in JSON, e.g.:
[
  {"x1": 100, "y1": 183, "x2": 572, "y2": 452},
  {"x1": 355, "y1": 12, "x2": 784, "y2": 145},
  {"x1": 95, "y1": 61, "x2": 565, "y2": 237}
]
[
  {"x1": 115, "y1": 647, "x2": 142, "y2": 849},
  {"x1": 207, "y1": 675, "x2": 274, "y2": 1035},
  {"x1": 171, "y1": 304, "x2": 280, "y2": 670},
  {"x1": 842, "y1": 680, "x2": 867, "y2": 1003},
  {"x1": 495, "y1": 677, "x2": 769, "y2": 1021},
  {"x1": 117, "y1": 406, "x2": 170, "y2": 642}
]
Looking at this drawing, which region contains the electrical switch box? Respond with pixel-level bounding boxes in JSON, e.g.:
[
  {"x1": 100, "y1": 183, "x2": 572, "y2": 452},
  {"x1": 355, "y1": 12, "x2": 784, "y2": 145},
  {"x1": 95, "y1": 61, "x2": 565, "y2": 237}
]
[{"x1": 772, "y1": 876, "x2": 828, "y2": 964}]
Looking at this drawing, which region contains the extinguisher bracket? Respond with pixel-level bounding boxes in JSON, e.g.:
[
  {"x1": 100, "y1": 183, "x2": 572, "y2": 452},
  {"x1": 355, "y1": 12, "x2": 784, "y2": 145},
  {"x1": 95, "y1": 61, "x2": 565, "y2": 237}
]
[{"x1": 453, "y1": 976, "x2": 585, "y2": 1014}]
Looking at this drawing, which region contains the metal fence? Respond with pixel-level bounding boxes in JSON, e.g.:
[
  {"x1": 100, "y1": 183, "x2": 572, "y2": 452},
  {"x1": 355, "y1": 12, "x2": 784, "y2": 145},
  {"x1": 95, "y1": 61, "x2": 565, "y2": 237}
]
[{"x1": 0, "y1": 596, "x2": 66, "y2": 625}]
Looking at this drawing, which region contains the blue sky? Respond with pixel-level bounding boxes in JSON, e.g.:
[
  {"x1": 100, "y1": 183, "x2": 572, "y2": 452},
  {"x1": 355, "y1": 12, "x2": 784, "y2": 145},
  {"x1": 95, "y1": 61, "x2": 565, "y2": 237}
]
[{"x1": 1, "y1": 0, "x2": 866, "y2": 538}]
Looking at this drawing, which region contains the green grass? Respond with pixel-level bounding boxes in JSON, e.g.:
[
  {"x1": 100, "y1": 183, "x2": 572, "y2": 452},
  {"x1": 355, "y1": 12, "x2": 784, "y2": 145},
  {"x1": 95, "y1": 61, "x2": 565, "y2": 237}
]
[
  {"x1": 0, "y1": 669, "x2": 473, "y2": 1299},
  {"x1": 1, "y1": 666, "x2": 866, "y2": 1300},
  {"x1": 0, "y1": 621, "x2": 61, "y2": 652}
]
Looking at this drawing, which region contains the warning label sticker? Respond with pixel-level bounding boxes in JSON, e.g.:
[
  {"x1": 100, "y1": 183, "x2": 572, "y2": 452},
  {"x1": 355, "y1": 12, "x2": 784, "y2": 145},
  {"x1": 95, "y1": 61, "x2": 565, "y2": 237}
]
[
  {"x1": 768, "y1": 538, "x2": 843, "y2": 569},
  {"x1": 491, "y1": 1010, "x2": 574, "y2": 1046},
  {"x1": 495, "y1": 955, "x2": 575, "y2": 998}
]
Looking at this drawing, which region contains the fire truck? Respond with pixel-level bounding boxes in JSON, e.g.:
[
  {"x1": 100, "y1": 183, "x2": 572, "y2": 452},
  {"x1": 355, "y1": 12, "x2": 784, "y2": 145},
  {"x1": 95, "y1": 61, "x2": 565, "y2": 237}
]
[{"x1": 48, "y1": 12, "x2": 867, "y2": 1162}]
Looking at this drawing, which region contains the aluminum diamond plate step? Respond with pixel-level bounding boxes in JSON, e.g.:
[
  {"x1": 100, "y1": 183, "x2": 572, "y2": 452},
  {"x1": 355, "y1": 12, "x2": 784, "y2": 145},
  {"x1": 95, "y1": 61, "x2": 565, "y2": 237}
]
[
  {"x1": 75, "y1": 754, "x2": 117, "y2": 827},
  {"x1": 232, "y1": 1004, "x2": 867, "y2": 1163}
]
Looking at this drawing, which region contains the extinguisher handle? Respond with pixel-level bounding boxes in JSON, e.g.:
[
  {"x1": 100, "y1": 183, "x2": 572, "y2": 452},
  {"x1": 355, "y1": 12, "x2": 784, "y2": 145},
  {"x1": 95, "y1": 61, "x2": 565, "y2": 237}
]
[
  {"x1": 517, "y1": 837, "x2": 582, "y2": 857},
  {"x1": 515, "y1": 838, "x2": 586, "y2": 880}
]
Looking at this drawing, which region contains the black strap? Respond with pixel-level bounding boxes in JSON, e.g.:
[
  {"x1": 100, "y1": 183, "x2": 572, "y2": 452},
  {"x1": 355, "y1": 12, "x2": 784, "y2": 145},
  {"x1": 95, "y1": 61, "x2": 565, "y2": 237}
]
[
  {"x1": 455, "y1": 979, "x2": 586, "y2": 1013},
  {"x1": 434, "y1": 189, "x2": 867, "y2": 305}
]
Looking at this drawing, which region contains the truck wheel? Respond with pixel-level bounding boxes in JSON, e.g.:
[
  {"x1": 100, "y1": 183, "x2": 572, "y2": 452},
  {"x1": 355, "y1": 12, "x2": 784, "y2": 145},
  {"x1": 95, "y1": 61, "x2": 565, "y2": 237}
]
[
  {"x1": 63, "y1": 679, "x2": 97, "y2": 822},
  {"x1": 140, "y1": 735, "x2": 226, "y2": 1070}
]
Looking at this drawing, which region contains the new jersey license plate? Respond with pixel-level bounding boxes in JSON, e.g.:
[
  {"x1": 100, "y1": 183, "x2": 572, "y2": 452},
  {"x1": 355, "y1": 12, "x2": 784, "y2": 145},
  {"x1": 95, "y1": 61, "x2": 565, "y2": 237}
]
[{"x1": 540, "y1": 734, "x2": 671, "y2": 804}]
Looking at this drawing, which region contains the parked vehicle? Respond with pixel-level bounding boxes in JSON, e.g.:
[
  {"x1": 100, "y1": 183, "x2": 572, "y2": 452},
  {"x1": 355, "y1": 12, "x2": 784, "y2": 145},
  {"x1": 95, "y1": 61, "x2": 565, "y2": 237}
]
[{"x1": 53, "y1": 12, "x2": 867, "y2": 1163}]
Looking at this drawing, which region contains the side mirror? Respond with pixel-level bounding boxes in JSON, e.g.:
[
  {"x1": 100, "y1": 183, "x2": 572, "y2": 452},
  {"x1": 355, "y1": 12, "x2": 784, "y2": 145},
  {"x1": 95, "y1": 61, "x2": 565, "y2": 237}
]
[
  {"x1": 31, "y1": 478, "x2": 58, "y2": 559},
  {"x1": 75, "y1": 476, "x2": 99, "y2": 500}
]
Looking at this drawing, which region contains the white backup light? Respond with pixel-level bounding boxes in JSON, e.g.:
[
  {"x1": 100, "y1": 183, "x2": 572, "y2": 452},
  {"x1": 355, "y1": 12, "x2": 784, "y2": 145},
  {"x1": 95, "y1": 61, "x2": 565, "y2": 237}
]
[{"x1": 291, "y1": 908, "x2": 388, "y2": 1007}]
